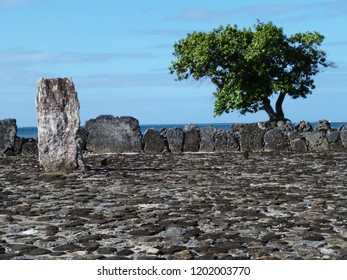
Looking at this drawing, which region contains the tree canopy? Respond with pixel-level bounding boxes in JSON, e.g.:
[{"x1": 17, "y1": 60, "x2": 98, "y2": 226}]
[{"x1": 169, "y1": 20, "x2": 334, "y2": 122}]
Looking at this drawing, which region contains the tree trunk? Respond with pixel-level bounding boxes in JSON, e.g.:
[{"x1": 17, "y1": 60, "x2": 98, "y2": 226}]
[
  {"x1": 262, "y1": 93, "x2": 286, "y2": 122},
  {"x1": 275, "y1": 92, "x2": 286, "y2": 121}
]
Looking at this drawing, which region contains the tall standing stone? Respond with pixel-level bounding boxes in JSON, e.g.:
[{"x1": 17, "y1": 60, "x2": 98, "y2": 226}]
[{"x1": 36, "y1": 77, "x2": 81, "y2": 172}]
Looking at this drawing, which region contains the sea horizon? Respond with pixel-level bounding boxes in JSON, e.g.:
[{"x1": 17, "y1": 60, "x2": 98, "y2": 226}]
[{"x1": 17, "y1": 121, "x2": 347, "y2": 139}]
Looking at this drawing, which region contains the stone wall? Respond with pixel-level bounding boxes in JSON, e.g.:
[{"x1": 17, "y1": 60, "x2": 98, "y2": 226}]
[
  {"x1": 2, "y1": 117, "x2": 347, "y2": 157},
  {"x1": 83, "y1": 117, "x2": 347, "y2": 154}
]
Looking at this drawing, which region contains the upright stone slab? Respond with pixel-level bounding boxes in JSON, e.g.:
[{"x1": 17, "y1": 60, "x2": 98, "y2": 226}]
[
  {"x1": 0, "y1": 119, "x2": 17, "y2": 156},
  {"x1": 143, "y1": 128, "x2": 166, "y2": 153},
  {"x1": 36, "y1": 77, "x2": 81, "y2": 172},
  {"x1": 165, "y1": 128, "x2": 184, "y2": 153},
  {"x1": 232, "y1": 123, "x2": 266, "y2": 152},
  {"x1": 85, "y1": 115, "x2": 142, "y2": 153},
  {"x1": 183, "y1": 124, "x2": 200, "y2": 152}
]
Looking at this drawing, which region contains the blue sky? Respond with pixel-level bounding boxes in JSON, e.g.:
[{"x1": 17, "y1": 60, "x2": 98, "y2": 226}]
[{"x1": 0, "y1": 0, "x2": 346, "y2": 126}]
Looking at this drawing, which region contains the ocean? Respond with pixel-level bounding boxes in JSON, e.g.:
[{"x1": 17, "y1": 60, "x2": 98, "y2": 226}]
[{"x1": 17, "y1": 122, "x2": 347, "y2": 139}]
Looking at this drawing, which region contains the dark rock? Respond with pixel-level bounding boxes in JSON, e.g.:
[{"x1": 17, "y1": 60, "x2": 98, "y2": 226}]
[
  {"x1": 183, "y1": 124, "x2": 200, "y2": 152},
  {"x1": 214, "y1": 130, "x2": 239, "y2": 152},
  {"x1": 0, "y1": 119, "x2": 17, "y2": 156},
  {"x1": 290, "y1": 138, "x2": 307, "y2": 152},
  {"x1": 117, "y1": 249, "x2": 134, "y2": 256},
  {"x1": 36, "y1": 77, "x2": 82, "y2": 172},
  {"x1": 165, "y1": 128, "x2": 184, "y2": 153},
  {"x1": 3, "y1": 148, "x2": 15, "y2": 156},
  {"x1": 10, "y1": 244, "x2": 51, "y2": 255},
  {"x1": 305, "y1": 132, "x2": 330, "y2": 151},
  {"x1": 142, "y1": 128, "x2": 166, "y2": 153},
  {"x1": 264, "y1": 128, "x2": 288, "y2": 151},
  {"x1": 14, "y1": 137, "x2": 23, "y2": 155},
  {"x1": 199, "y1": 126, "x2": 217, "y2": 152},
  {"x1": 303, "y1": 233, "x2": 325, "y2": 241},
  {"x1": 288, "y1": 131, "x2": 301, "y2": 141},
  {"x1": 77, "y1": 127, "x2": 89, "y2": 151},
  {"x1": 232, "y1": 123, "x2": 265, "y2": 152},
  {"x1": 85, "y1": 115, "x2": 142, "y2": 153},
  {"x1": 315, "y1": 120, "x2": 331, "y2": 133},
  {"x1": 326, "y1": 131, "x2": 340, "y2": 143},
  {"x1": 44, "y1": 226, "x2": 59, "y2": 235},
  {"x1": 97, "y1": 247, "x2": 117, "y2": 255},
  {"x1": 21, "y1": 139, "x2": 38, "y2": 156},
  {"x1": 53, "y1": 244, "x2": 82, "y2": 252},
  {"x1": 95, "y1": 157, "x2": 107, "y2": 167},
  {"x1": 295, "y1": 120, "x2": 313, "y2": 132}
]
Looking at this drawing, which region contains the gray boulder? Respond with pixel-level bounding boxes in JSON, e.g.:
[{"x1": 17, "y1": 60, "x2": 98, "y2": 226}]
[
  {"x1": 305, "y1": 131, "x2": 330, "y2": 151},
  {"x1": 183, "y1": 124, "x2": 200, "y2": 152},
  {"x1": 21, "y1": 139, "x2": 38, "y2": 156},
  {"x1": 295, "y1": 120, "x2": 313, "y2": 132},
  {"x1": 214, "y1": 130, "x2": 239, "y2": 152},
  {"x1": 326, "y1": 131, "x2": 340, "y2": 143},
  {"x1": 277, "y1": 120, "x2": 294, "y2": 134},
  {"x1": 315, "y1": 120, "x2": 331, "y2": 133},
  {"x1": 232, "y1": 123, "x2": 266, "y2": 152},
  {"x1": 340, "y1": 125, "x2": 347, "y2": 148},
  {"x1": 36, "y1": 77, "x2": 82, "y2": 172},
  {"x1": 290, "y1": 138, "x2": 307, "y2": 152},
  {"x1": 85, "y1": 115, "x2": 142, "y2": 153},
  {"x1": 143, "y1": 128, "x2": 166, "y2": 153},
  {"x1": 165, "y1": 128, "x2": 184, "y2": 153},
  {"x1": 0, "y1": 118, "x2": 17, "y2": 156},
  {"x1": 264, "y1": 128, "x2": 288, "y2": 151},
  {"x1": 199, "y1": 126, "x2": 217, "y2": 152}
]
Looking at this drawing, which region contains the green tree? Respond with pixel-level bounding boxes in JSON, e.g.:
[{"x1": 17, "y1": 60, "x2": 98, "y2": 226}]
[{"x1": 170, "y1": 21, "x2": 334, "y2": 122}]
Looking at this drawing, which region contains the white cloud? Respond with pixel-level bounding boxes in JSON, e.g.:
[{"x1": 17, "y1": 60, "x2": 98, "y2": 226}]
[{"x1": 0, "y1": 48, "x2": 157, "y2": 67}]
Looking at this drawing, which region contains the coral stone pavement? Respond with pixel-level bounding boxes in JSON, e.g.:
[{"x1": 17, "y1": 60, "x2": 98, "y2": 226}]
[{"x1": 0, "y1": 152, "x2": 346, "y2": 260}]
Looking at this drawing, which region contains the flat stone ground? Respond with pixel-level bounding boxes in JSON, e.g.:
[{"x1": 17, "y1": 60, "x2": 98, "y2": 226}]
[{"x1": 0, "y1": 152, "x2": 346, "y2": 260}]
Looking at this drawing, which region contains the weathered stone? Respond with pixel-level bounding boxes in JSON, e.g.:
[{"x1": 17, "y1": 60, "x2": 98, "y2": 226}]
[
  {"x1": 288, "y1": 131, "x2": 301, "y2": 141},
  {"x1": 295, "y1": 120, "x2": 313, "y2": 132},
  {"x1": 0, "y1": 119, "x2": 17, "y2": 156},
  {"x1": 232, "y1": 123, "x2": 265, "y2": 152},
  {"x1": 214, "y1": 130, "x2": 239, "y2": 152},
  {"x1": 326, "y1": 131, "x2": 340, "y2": 143},
  {"x1": 277, "y1": 120, "x2": 294, "y2": 133},
  {"x1": 290, "y1": 138, "x2": 307, "y2": 152},
  {"x1": 264, "y1": 128, "x2": 288, "y2": 151},
  {"x1": 183, "y1": 124, "x2": 200, "y2": 152},
  {"x1": 77, "y1": 127, "x2": 89, "y2": 151},
  {"x1": 85, "y1": 115, "x2": 142, "y2": 153},
  {"x1": 36, "y1": 77, "x2": 82, "y2": 172},
  {"x1": 315, "y1": 120, "x2": 331, "y2": 133},
  {"x1": 14, "y1": 137, "x2": 23, "y2": 155},
  {"x1": 143, "y1": 129, "x2": 166, "y2": 153},
  {"x1": 340, "y1": 125, "x2": 347, "y2": 148},
  {"x1": 305, "y1": 132, "x2": 330, "y2": 151},
  {"x1": 199, "y1": 126, "x2": 217, "y2": 152},
  {"x1": 165, "y1": 128, "x2": 184, "y2": 153},
  {"x1": 21, "y1": 139, "x2": 38, "y2": 156}
]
